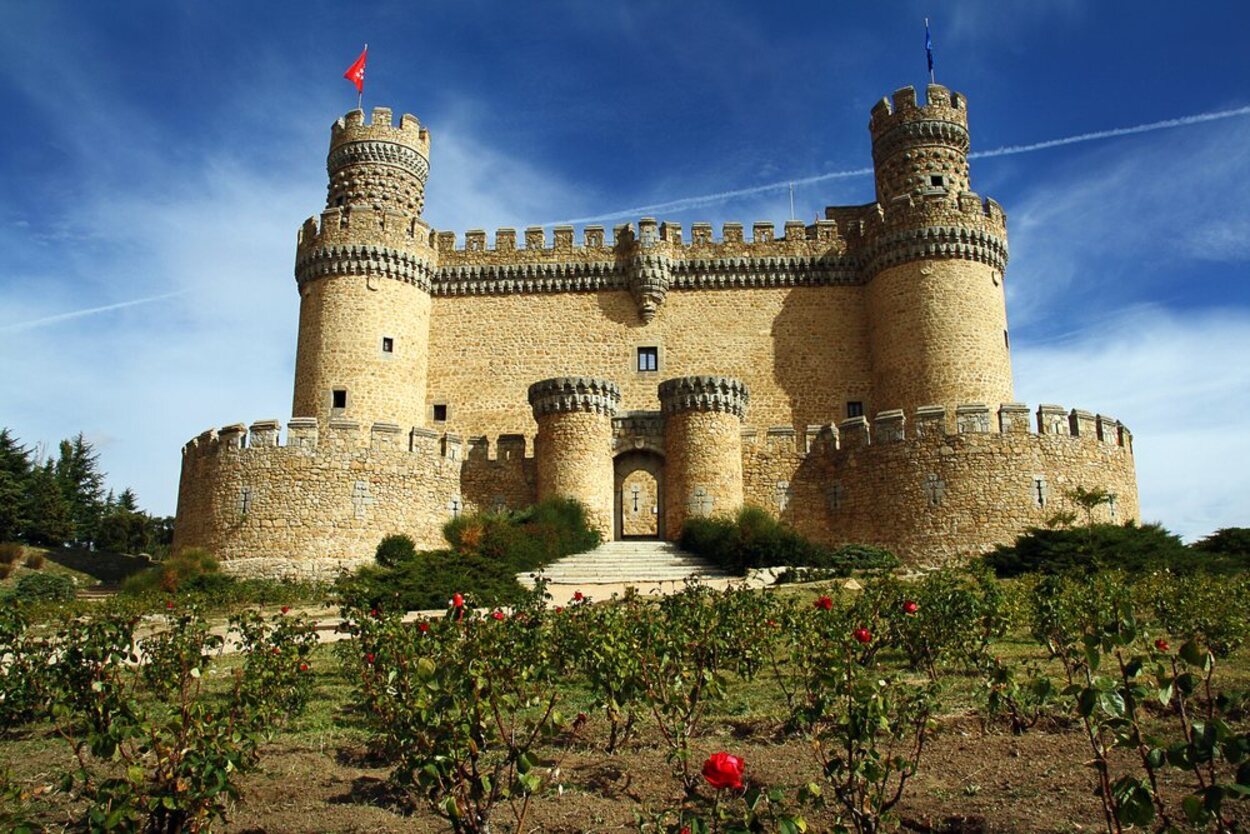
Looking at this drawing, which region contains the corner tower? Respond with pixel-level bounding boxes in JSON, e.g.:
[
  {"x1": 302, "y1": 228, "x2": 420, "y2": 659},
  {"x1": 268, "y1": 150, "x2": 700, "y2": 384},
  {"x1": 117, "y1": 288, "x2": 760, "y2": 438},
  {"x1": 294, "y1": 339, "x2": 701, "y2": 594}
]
[
  {"x1": 292, "y1": 107, "x2": 436, "y2": 430},
  {"x1": 864, "y1": 85, "x2": 1013, "y2": 417}
]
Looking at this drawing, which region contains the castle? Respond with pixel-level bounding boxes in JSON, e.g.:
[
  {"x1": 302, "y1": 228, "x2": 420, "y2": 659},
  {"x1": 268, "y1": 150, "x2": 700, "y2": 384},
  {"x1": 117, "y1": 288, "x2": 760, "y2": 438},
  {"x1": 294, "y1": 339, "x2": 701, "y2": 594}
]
[{"x1": 172, "y1": 83, "x2": 1139, "y2": 578}]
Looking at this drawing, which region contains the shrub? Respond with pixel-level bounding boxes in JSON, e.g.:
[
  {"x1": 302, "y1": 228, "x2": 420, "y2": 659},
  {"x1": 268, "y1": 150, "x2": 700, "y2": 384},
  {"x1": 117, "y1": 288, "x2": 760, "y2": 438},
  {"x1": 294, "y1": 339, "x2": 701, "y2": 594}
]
[
  {"x1": 679, "y1": 506, "x2": 850, "y2": 574},
  {"x1": 21, "y1": 552, "x2": 43, "y2": 570},
  {"x1": 10, "y1": 571, "x2": 74, "y2": 604},
  {"x1": 1191, "y1": 526, "x2": 1250, "y2": 556},
  {"x1": 375, "y1": 533, "x2": 417, "y2": 567},
  {"x1": 338, "y1": 550, "x2": 534, "y2": 611},
  {"x1": 983, "y1": 522, "x2": 1197, "y2": 577},
  {"x1": 121, "y1": 547, "x2": 220, "y2": 595},
  {"x1": 342, "y1": 499, "x2": 600, "y2": 611},
  {"x1": 0, "y1": 543, "x2": 20, "y2": 565}
]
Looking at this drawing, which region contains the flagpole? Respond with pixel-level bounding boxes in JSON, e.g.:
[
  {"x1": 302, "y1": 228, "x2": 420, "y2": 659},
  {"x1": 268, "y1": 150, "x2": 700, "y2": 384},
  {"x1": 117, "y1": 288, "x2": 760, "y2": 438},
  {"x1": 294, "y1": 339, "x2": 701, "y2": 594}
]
[
  {"x1": 788, "y1": 183, "x2": 795, "y2": 221},
  {"x1": 358, "y1": 43, "x2": 367, "y2": 111},
  {"x1": 925, "y1": 19, "x2": 935, "y2": 84}
]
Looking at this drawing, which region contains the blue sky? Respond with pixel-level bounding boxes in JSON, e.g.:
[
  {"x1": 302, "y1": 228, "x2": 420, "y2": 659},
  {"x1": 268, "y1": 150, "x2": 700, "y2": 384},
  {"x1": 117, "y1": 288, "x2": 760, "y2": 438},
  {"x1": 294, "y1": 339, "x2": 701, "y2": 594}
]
[{"x1": 1, "y1": 1, "x2": 1248, "y2": 539}]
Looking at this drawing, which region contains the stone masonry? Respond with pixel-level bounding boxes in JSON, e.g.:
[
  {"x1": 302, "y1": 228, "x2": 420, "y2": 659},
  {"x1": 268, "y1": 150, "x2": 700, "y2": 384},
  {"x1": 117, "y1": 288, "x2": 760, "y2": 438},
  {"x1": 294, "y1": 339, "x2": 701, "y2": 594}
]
[{"x1": 172, "y1": 83, "x2": 1140, "y2": 576}]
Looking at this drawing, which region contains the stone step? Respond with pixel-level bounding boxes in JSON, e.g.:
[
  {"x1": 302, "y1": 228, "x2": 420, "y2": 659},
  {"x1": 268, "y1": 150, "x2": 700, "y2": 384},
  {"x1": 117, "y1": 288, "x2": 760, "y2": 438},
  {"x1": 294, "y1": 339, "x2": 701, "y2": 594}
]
[{"x1": 518, "y1": 539, "x2": 731, "y2": 586}]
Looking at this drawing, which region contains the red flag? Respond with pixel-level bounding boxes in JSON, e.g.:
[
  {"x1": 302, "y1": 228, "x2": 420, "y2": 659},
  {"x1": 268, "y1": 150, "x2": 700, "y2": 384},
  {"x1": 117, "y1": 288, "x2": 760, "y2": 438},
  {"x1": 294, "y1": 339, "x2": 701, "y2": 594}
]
[{"x1": 344, "y1": 46, "x2": 367, "y2": 94}]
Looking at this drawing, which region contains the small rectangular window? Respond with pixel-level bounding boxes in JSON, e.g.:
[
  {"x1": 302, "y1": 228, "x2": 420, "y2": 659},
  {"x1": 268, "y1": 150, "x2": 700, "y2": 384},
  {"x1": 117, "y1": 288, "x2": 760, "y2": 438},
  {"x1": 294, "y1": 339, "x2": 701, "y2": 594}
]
[
  {"x1": 847, "y1": 401, "x2": 864, "y2": 418},
  {"x1": 382, "y1": 337, "x2": 394, "y2": 353},
  {"x1": 1004, "y1": 330, "x2": 1010, "y2": 349},
  {"x1": 637, "y1": 346, "x2": 659, "y2": 372},
  {"x1": 930, "y1": 174, "x2": 945, "y2": 188},
  {"x1": 332, "y1": 389, "x2": 347, "y2": 409},
  {"x1": 433, "y1": 404, "x2": 448, "y2": 422}
]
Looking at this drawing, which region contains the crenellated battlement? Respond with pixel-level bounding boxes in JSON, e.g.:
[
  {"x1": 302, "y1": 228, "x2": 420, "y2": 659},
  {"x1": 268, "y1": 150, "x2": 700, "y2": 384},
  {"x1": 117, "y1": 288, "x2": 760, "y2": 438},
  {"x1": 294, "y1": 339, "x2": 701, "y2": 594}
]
[
  {"x1": 329, "y1": 107, "x2": 431, "y2": 160},
  {"x1": 733, "y1": 403, "x2": 1132, "y2": 458},
  {"x1": 179, "y1": 419, "x2": 537, "y2": 463},
  {"x1": 869, "y1": 84, "x2": 968, "y2": 146}
]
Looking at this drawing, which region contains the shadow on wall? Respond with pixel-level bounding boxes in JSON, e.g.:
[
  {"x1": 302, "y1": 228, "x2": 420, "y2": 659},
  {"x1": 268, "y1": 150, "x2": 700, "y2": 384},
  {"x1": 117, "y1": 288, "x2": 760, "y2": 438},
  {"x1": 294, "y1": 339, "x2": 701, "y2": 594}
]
[{"x1": 772, "y1": 287, "x2": 873, "y2": 432}]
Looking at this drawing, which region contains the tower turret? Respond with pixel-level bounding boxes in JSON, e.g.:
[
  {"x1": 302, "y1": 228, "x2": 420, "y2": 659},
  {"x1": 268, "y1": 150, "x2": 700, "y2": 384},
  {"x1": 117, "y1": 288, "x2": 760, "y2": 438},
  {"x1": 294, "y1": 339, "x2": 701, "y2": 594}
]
[
  {"x1": 292, "y1": 108, "x2": 436, "y2": 430},
  {"x1": 863, "y1": 85, "x2": 1013, "y2": 417},
  {"x1": 869, "y1": 84, "x2": 970, "y2": 204},
  {"x1": 326, "y1": 107, "x2": 430, "y2": 214}
]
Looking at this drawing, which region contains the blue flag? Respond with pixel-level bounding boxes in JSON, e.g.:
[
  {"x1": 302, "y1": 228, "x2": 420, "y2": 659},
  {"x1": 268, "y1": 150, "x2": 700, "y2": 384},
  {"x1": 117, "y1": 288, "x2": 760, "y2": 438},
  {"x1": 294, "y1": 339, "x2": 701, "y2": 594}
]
[{"x1": 925, "y1": 20, "x2": 934, "y2": 75}]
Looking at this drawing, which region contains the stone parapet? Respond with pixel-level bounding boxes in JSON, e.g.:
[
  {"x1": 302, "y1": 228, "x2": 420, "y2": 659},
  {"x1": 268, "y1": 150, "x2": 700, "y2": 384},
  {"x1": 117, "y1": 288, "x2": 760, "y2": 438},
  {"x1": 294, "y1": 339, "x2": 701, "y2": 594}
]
[
  {"x1": 657, "y1": 376, "x2": 750, "y2": 421},
  {"x1": 527, "y1": 377, "x2": 621, "y2": 417}
]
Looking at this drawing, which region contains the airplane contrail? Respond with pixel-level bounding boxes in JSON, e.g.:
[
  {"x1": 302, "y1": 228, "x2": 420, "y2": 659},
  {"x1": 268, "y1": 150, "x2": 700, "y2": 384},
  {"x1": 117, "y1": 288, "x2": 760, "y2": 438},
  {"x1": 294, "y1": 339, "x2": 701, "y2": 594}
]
[
  {"x1": 0, "y1": 290, "x2": 188, "y2": 333},
  {"x1": 542, "y1": 104, "x2": 1250, "y2": 227}
]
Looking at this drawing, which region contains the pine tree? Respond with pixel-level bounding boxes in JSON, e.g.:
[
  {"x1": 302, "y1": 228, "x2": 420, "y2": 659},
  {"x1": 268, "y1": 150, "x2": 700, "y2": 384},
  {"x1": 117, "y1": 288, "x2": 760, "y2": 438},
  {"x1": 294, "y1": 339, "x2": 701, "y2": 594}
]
[
  {"x1": 117, "y1": 487, "x2": 139, "y2": 512},
  {"x1": 25, "y1": 460, "x2": 73, "y2": 546},
  {"x1": 54, "y1": 433, "x2": 105, "y2": 542},
  {"x1": 0, "y1": 428, "x2": 32, "y2": 541}
]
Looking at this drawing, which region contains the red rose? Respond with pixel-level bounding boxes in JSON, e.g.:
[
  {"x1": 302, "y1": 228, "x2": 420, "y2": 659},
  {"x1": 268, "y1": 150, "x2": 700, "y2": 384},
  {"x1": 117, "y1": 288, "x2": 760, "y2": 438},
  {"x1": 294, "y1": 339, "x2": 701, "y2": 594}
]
[
  {"x1": 555, "y1": 606, "x2": 564, "y2": 614},
  {"x1": 452, "y1": 593, "x2": 465, "y2": 609},
  {"x1": 680, "y1": 828, "x2": 691, "y2": 834},
  {"x1": 165, "y1": 601, "x2": 174, "y2": 610},
  {"x1": 1155, "y1": 638, "x2": 1170, "y2": 652},
  {"x1": 369, "y1": 608, "x2": 380, "y2": 618},
  {"x1": 853, "y1": 628, "x2": 872, "y2": 644},
  {"x1": 814, "y1": 595, "x2": 833, "y2": 611},
  {"x1": 281, "y1": 605, "x2": 290, "y2": 615},
  {"x1": 903, "y1": 600, "x2": 919, "y2": 615},
  {"x1": 418, "y1": 621, "x2": 430, "y2": 633},
  {"x1": 365, "y1": 653, "x2": 375, "y2": 664},
  {"x1": 299, "y1": 662, "x2": 309, "y2": 672},
  {"x1": 702, "y1": 751, "x2": 745, "y2": 790},
  {"x1": 492, "y1": 610, "x2": 505, "y2": 621},
  {"x1": 272, "y1": 646, "x2": 281, "y2": 655},
  {"x1": 573, "y1": 591, "x2": 585, "y2": 602}
]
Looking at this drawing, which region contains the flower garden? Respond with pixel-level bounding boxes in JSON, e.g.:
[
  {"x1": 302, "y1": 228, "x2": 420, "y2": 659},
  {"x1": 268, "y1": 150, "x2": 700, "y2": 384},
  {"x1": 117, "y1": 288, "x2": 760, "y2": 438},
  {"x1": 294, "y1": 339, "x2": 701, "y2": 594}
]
[{"x1": 2, "y1": 564, "x2": 1249, "y2": 833}]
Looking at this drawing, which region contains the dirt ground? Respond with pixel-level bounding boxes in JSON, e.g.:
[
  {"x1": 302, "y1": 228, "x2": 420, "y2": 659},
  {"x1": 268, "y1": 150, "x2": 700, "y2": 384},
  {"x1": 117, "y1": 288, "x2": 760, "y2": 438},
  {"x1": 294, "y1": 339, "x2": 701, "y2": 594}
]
[{"x1": 164, "y1": 714, "x2": 1245, "y2": 833}]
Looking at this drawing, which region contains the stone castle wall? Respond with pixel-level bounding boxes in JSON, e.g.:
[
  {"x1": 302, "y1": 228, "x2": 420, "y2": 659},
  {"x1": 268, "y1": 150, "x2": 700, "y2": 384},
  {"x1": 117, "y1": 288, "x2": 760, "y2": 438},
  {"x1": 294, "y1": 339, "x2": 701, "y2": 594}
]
[
  {"x1": 739, "y1": 403, "x2": 1138, "y2": 564},
  {"x1": 426, "y1": 281, "x2": 872, "y2": 439},
  {"x1": 171, "y1": 419, "x2": 532, "y2": 579}
]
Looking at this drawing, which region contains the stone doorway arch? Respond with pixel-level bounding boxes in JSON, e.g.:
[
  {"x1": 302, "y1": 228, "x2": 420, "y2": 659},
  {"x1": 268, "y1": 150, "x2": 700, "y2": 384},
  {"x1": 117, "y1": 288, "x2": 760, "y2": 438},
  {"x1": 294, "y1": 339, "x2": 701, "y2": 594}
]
[{"x1": 613, "y1": 450, "x2": 664, "y2": 540}]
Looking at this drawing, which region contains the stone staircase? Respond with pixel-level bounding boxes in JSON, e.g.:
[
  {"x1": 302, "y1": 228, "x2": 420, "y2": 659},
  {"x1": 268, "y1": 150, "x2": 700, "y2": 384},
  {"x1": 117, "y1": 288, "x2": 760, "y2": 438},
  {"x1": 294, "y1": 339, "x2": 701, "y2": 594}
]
[{"x1": 518, "y1": 539, "x2": 733, "y2": 595}]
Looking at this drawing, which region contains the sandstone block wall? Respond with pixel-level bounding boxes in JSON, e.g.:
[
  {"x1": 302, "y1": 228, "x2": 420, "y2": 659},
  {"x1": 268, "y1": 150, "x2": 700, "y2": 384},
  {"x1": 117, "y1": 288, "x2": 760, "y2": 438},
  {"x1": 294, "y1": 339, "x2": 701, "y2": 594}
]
[
  {"x1": 171, "y1": 420, "x2": 531, "y2": 579},
  {"x1": 292, "y1": 273, "x2": 431, "y2": 429},
  {"x1": 866, "y1": 258, "x2": 1012, "y2": 416},
  {"x1": 737, "y1": 403, "x2": 1138, "y2": 564},
  {"x1": 530, "y1": 378, "x2": 620, "y2": 539},
  {"x1": 620, "y1": 468, "x2": 660, "y2": 536},
  {"x1": 427, "y1": 283, "x2": 871, "y2": 439},
  {"x1": 660, "y1": 377, "x2": 749, "y2": 539}
]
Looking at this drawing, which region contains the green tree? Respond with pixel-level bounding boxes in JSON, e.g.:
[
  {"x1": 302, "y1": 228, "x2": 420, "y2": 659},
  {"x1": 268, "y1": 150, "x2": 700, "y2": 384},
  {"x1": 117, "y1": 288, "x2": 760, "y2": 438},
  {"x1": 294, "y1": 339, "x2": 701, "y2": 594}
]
[
  {"x1": 0, "y1": 429, "x2": 31, "y2": 542},
  {"x1": 53, "y1": 433, "x2": 105, "y2": 542},
  {"x1": 116, "y1": 487, "x2": 139, "y2": 513},
  {"x1": 24, "y1": 461, "x2": 73, "y2": 546}
]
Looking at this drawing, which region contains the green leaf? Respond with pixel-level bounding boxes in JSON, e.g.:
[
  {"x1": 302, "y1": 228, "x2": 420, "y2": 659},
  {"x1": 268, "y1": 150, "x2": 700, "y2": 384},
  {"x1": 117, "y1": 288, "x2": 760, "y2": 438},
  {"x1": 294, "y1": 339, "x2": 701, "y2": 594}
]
[
  {"x1": 1111, "y1": 776, "x2": 1154, "y2": 827},
  {"x1": 1178, "y1": 640, "x2": 1209, "y2": 670}
]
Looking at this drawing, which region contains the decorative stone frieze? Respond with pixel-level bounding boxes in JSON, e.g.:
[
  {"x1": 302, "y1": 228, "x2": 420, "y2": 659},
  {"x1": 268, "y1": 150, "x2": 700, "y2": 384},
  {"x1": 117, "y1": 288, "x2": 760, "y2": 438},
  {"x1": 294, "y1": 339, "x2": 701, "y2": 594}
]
[
  {"x1": 657, "y1": 376, "x2": 750, "y2": 421},
  {"x1": 527, "y1": 377, "x2": 621, "y2": 417},
  {"x1": 295, "y1": 243, "x2": 434, "y2": 290},
  {"x1": 327, "y1": 140, "x2": 430, "y2": 185}
]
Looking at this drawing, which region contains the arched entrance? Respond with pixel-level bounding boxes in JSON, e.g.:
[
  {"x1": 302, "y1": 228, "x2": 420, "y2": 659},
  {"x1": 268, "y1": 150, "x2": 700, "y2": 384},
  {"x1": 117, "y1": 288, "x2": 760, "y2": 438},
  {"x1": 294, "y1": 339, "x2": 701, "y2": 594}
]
[{"x1": 613, "y1": 450, "x2": 664, "y2": 540}]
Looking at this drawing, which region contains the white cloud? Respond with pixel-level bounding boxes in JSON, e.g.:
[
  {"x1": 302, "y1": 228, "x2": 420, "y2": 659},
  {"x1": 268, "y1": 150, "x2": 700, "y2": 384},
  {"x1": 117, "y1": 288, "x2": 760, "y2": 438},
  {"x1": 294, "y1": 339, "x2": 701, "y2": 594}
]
[
  {"x1": 1015, "y1": 305, "x2": 1250, "y2": 541},
  {"x1": 1004, "y1": 117, "x2": 1250, "y2": 330}
]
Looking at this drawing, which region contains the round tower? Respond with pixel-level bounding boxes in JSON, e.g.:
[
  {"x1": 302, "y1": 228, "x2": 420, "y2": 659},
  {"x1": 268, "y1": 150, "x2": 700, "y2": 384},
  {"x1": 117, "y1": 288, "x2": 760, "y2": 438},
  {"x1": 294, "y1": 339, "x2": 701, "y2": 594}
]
[
  {"x1": 863, "y1": 85, "x2": 1013, "y2": 417},
  {"x1": 528, "y1": 377, "x2": 621, "y2": 539},
  {"x1": 659, "y1": 376, "x2": 748, "y2": 540},
  {"x1": 292, "y1": 107, "x2": 435, "y2": 430}
]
